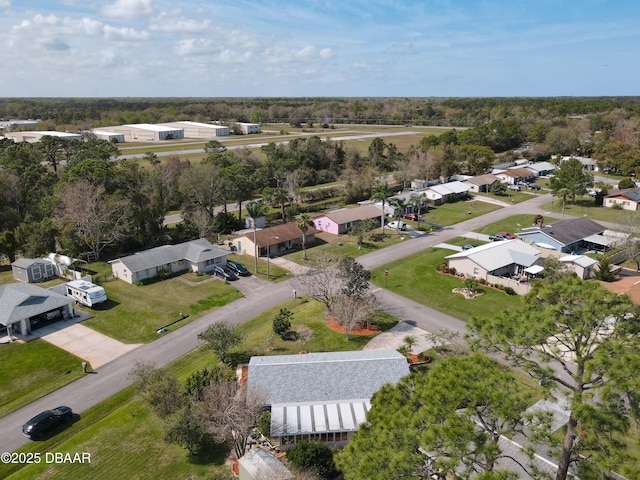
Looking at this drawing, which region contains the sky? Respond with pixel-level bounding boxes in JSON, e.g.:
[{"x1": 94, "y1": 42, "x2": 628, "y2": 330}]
[{"x1": 0, "y1": 0, "x2": 639, "y2": 98}]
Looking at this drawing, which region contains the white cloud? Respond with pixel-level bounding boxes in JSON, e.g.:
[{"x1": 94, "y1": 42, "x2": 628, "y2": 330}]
[
  {"x1": 262, "y1": 45, "x2": 334, "y2": 64},
  {"x1": 174, "y1": 38, "x2": 215, "y2": 56},
  {"x1": 150, "y1": 11, "x2": 211, "y2": 33},
  {"x1": 101, "y1": 0, "x2": 152, "y2": 20},
  {"x1": 102, "y1": 25, "x2": 149, "y2": 42},
  {"x1": 0, "y1": 0, "x2": 10, "y2": 7}
]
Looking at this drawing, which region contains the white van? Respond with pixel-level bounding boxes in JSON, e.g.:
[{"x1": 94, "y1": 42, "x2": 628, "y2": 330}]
[{"x1": 65, "y1": 279, "x2": 107, "y2": 308}]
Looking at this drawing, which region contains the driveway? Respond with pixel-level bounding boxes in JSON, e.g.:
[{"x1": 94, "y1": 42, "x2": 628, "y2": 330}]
[{"x1": 40, "y1": 323, "x2": 142, "y2": 369}]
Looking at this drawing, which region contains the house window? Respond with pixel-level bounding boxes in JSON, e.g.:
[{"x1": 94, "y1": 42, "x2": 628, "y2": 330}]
[{"x1": 473, "y1": 267, "x2": 479, "y2": 275}]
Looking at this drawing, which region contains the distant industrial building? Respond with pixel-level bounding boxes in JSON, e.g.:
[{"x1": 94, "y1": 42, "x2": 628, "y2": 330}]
[
  {"x1": 160, "y1": 121, "x2": 229, "y2": 138},
  {"x1": 4, "y1": 131, "x2": 82, "y2": 143},
  {"x1": 95, "y1": 124, "x2": 184, "y2": 142},
  {"x1": 0, "y1": 119, "x2": 39, "y2": 130},
  {"x1": 92, "y1": 130, "x2": 126, "y2": 143},
  {"x1": 236, "y1": 122, "x2": 261, "y2": 134}
]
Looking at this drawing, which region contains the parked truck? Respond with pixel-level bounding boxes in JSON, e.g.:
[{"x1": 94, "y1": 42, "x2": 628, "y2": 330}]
[{"x1": 64, "y1": 279, "x2": 107, "y2": 308}]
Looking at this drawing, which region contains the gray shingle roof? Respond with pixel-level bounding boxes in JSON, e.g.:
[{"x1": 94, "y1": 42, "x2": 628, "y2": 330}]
[
  {"x1": 0, "y1": 283, "x2": 72, "y2": 327},
  {"x1": 318, "y1": 204, "x2": 382, "y2": 225},
  {"x1": 247, "y1": 350, "x2": 410, "y2": 405},
  {"x1": 11, "y1": 258, "x2": 50, "y2": 268},
  {"x1": 446, "y1": 239, "x2": 541, "y2": 271},
  {"x1": 605, "y1": 187, "x2": 640, "y2": 202},
  {"x1": 113, "y1": 238, "x2": 228, "y2": 272},
  {"x1": 538, "y1": 217, "x2": 605, "y2": 246}
]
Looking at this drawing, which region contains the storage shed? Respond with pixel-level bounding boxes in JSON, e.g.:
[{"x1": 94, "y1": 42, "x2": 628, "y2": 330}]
[{"x1": 11, "y1": 258, "x2": 57, "y2": 283}]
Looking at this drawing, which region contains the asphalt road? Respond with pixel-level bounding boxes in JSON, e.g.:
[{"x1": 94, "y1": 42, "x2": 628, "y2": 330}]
[{"x1": 0, "y1": 192, "x2": 559, "y2": 453}]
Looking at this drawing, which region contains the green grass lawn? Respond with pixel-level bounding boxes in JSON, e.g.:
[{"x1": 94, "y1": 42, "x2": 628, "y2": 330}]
[
  {"x1": 82, "y1": 269, "x2": 241, "y2": 344},
  {"x1": 371, "y1": 245, "x2": 524, "y2": 323},
  {"x1": 422, "y1": 199, "x2": 501, "y2": 227},
  {"x1": 473, "y1": 214, "x2": 544, "y2": 236},
  {"x1": 542, "y1": 196, "x2": 636, "y2": 224},
  {"x1": 0, "y1": 340, "x2": 85, "y2": 418}
]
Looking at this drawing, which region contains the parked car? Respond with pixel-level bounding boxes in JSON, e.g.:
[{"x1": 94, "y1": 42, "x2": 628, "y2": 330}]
[
  {"x1": 401, "y1": 212, "x2": 418, "y2": 221},
  {"x1": 528, "y1": 183, "x2": 541, "y2": 190},
  {"x1": 387, "y1": 220, "x2": 407, "y2": 231},
  {"x1": 213, "y1": 265, "x2": 238, "y2": 281},
  {"x1": 226, "y1": 260, "x2": 250, "y2": 276},
  {"x1": 507, "y1": 184, "x2": 521, "y2": 191},
  {"x1": 462, "y1": 244, "x2": 477, "y2": 250},
  {"x1": 23, "y1": 406, "x2": 73, "y2": 439},
  {"x1": 498, "y1": 231, "x2": 516, "y2": 239},
  {"x1": 489, "y1": 233, "x2": 509, "y2": 241}
]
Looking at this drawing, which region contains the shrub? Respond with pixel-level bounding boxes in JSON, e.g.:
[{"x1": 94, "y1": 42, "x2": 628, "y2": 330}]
[
  {"x1": 504, "y1": 286, "x2": 516, "y2": 295},
  {"x1": 257, "y1": 411, "x2": 271, "y2": 438},
  {"x1": 286, "y1": 441, "x2": 338, "y2": 479},
  {"x1": 273, "y1": 308, "x2": 293, "y2": 338}
]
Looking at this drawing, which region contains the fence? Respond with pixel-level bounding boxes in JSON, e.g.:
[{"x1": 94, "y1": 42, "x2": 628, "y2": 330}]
[{"x1": 485, "y1": 274, "x2": 532, "y2": 295}]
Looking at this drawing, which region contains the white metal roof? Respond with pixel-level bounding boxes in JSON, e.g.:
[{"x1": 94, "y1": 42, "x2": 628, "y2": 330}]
[
  {"x1": 559, "y1": 255, "x2": 597, "y2": 268},
  {"x1": 124, "y1": 123, "x2": 182, "y2": 132},
  {"x1": 270, "y1": 400, "x2": 371, "y2": 436}
]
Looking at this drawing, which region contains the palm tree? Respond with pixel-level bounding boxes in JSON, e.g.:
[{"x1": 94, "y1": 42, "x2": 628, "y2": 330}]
[
  {"x1": 370, "y1": 181, "x2": 392, "y2": 235},
  {"x1": 246, "y1": 201, "x2": 267, "y2": 274},
  {"x1": 556, "y1": 187, "x2": 570, "y2": 220},
  {"x1": 409, "y1": 192, "x2": 426, "y2": 227},
  {"x1": 296, "y1": 213, "x2": 315, "y2": 260},
  {"x1": 390, "y1": 197, "x2": 408, "y2": 223}
]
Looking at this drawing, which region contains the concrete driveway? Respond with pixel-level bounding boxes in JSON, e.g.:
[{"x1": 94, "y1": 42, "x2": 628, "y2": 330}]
[
  {"x1": 364, "y1": 321, "x2": 435, "y2": 354},
  {"x1": 27, "y1": 316, "x2": 142, "y2": 369}
]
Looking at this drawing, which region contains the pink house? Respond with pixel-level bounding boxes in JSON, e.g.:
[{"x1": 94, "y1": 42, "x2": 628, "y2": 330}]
[{"x1": 313, "y1": 204, "x2": 382, "y2": 235}]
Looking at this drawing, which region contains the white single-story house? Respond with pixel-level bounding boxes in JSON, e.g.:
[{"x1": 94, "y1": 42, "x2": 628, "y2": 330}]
[
  {"x1": 11, "y1": 258, "x2": 57, "y2": 283},
  {"x1": 235, "y1": 223, "x2": 317, "y2": 258},
  {"x1": 313, "y1": 204, "x2": 382, "y2": 235},
  {"x1": 446, "y1": 239, "x2": 542, "y2": 282},
  {"x1": 238, "y1": 448, "x2": 293, "y2": 480},
  {"x1": 246, "y1": 350, "x2": 410, "y2": 449},
  {"x1": 561, "y1": 156, "x2": 598, "y2": 171},
  {"x1": 424, "y1": 181, "x2": 469, "y2": 205},
  {"x1": 559, "y1": 254, "x2": 597, "y2": 279},
  {"x1": 110, "y1": 238, "x2": 229, "y2": 284},
  {"x1": 525, "y1": 161, "x2": 557, "y2": 177},
  {"x1": 463, "y1": 173, "x2": 500, "y2": 193},
  {"x1": 517, "y1": 217, "x2": 610, "y2": 254},
  {"x1": 494, "y1": 167, "x2": 535, "y2": 185},
  {"x1": 603, "y1": 187, "x2": 640, "y2": 211},
  {"x1": 0, "y1": 283, "x2": 74, "y2": 335}
]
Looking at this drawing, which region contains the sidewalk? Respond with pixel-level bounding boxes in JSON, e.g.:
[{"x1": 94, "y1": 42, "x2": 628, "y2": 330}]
[{"x1": 269, "y1": 256, "x2": 313, "y2": 275}]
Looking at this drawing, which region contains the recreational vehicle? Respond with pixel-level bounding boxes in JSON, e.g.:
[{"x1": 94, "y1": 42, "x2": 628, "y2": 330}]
[{"x1": 65, "y1": 279, "x2": 107, "y2": 308}]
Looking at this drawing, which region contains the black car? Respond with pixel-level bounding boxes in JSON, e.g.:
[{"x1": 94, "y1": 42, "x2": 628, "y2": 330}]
[
  {"x1": 23, "y1": 406, "x2": 73, "y2": 439},
  {"x1": 226, "y1": 260, "x2": 250, "y2": 277},
  {"x1": 528, "y1": 183, "x2": 541, "y2": 190},
  {"x1": 461, "y1": 244, "x2": 477, "y2": 250},
  {"x1": 213, "y1": 265, "x2": 238, "y2": 281}
]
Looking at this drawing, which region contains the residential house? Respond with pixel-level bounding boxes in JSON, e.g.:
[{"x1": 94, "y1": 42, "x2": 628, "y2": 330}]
[
  {"x1": 445, "y1": 240, "x2": 542, "y2": 283},
  {"x1": 313, "y1": 204, "x2": 382, "y2": 235},
  {"x1": 110, "y1": 238, "x2": 229, "y2": 284},
  {"x1": 494, "y1": 167, "x2": 535, "y2": 185},
  {"x1": 238, "y1": 448, "x2": 293, "y2": 480},
  {"x1": 559, "y1": 255, "x2": 597, "y2": 279},
  {"x1": 517, "y1": 217, "x2": 610, "y2": 253},
  {"x1": 603, "y1": 187, "x2": 640, "y2": 211},
  {"x1": 524, "y1": 161, "x2": 557, "y2": 177},
  {"x1": 246, "y1": 350, "x2": 410, "y2": 449},
  {"x1": 463, "y1": 173, "x2": 500, "y2": 193},
  {"x1": 0, "y1": 283, "x2": 74, "y2": 335},
  {"x1": 561, "y1": 155, "x2": 598, "y2": 171},
  {"x1": 11, "y1": 258, "x2": 57, "y2": 283},
  {"x1": 235, "y1": 223, "x2": 317, "y2": 258},
  {"x1": 423, "y1": 181, "x2": 469, "y2": 205}
]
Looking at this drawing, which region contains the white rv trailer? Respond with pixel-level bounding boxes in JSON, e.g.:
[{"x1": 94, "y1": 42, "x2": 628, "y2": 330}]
[{"x1": 64, "y1": 279, "x2": 107, "y2": 308}]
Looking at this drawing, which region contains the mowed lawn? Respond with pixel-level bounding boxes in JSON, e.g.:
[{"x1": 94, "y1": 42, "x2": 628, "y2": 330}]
[
  {"x1": 2, "y1": 298, "x2": 399, "y2": 480},
  {"x1": 371, "y1": 244, "x2": 524, "y2": 323},
  {"x1": 82, "y1": 264, "x2": 241, "y2": 344},
  {"x1": 0, "y1": 340, "x2": 85, "y2": 418}
]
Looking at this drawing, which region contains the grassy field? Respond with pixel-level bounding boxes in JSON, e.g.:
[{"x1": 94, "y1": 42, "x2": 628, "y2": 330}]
[
  {"x1": 473, "y1": 214, "x2": 546, "y2": 236},
  {"x1": 1, "y1": 297, "x2": 399, "y2": 480},
  {"x1": 542, "y1": 196, "x2": 636, "y2": 224},
  {"x1": 0, "y1": 340, "x2": 85, "y2": 418},
  {"x1": 370, "y1": 243, "x2": 524, "y2": 323},
  {"x1": 423, "y1": 198, "x2": 501, "y2": 227}
]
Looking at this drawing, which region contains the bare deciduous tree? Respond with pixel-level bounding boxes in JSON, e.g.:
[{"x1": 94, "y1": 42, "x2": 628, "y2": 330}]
[
  {"x1": 184, "y1": 206, "x2": 216, "y2": 239},
  {"x1": 295, "y1": 326, "x2": 314, "y2": 352},
  {"x1": 198, "y1": 380, "x2": 268, "y2": 459},
  {"x1": 331, "y1": 295, "x2": 374, "y2": 340},
  {"x1": 55, "y1": 180, "x2": 129, "y2": 260},
  {"x1": 296, "y1": 253, "x2": 341, "y2": 313},
  {"x1": 130, "y1": 360, "x2": 184, "y2": 418}
]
